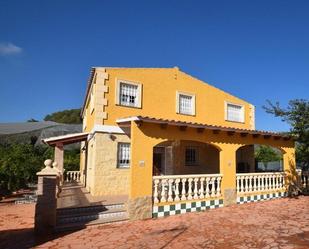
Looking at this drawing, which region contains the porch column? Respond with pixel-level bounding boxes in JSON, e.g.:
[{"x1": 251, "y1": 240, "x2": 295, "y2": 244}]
[
  {"x1": 282, "y1": 147, "x2": 297, "y2": 190},
  {"x1": 219, "y1": 144, "x2": 239, "y2": 206},
  {"x1": 54, "y1": 143, "x2": 64, "y2": 172},
  {"x1": 128, "y1": 121, "x2": 156, "y2": 220}
]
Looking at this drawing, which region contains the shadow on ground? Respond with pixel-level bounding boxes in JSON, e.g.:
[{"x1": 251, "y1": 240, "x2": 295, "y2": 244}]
[{"x1": 0, "y1": 227, "x2": 83, "y2": 249}]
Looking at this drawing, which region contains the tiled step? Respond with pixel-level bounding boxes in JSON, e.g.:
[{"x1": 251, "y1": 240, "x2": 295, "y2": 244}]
[
  {"x1": 57, "y1": 203, "x2": 125, "y2": 216},
  {"x1": 55, "y1": 203, "x2": 128, "y2": 232},
  {"x1": 55, "y1": 212, "x2": 128, "y2": 232},
  {"x1": 56, "y1": 207, "x2": 127, "y2": 224}
]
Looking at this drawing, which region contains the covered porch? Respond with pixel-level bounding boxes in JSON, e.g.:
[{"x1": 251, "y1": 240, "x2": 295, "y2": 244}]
[{"x1": 117, "y1": 116, "x2": 296, "y2": 219}]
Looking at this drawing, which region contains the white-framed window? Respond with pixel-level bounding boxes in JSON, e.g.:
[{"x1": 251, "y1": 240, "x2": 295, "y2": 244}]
[
  {"x1": 176, "y1": 91, "x2": 196, "y2": 115},
  {"x1": 117, "y1": 143, "x2": 130, "y2": 168},
  {"x1": 116, "y1": 79, "x2": 142, "y2": 108},
  {"x1": 185, "y1": 146, "x2": 198, "y2": 166},
  {"x1": 225, "y1": 102, "x2": 245, "y2": 123}
]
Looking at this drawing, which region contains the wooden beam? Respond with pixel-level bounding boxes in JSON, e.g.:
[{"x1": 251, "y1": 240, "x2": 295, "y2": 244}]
[
  {"x1": 179, "y1": 126, "x2": 187, "y2": 131},
  {"x1": 227, "y1": 131, "x2": 235, "y2": 136},
  {"x1": 212, "y1": 129, "x2": 220, "y2": 134},
  {"x1": 283, "y1": 136, "x2": 291, "y2": 141},
  {"x1": 197, "y1": 128, "x2": 205, "y2": 133},
  {"x1": 274, "y1": 136, "x2": 281, "y2": 140},
  {"x1": 135, "y1": 120, "x2": 143, "y2": 127},
  {"x1": 160, "y1": 123, "x2": 168, "y2": 129},
  {"x1": 252, "y1": 133, "x2": 260, "y2": 138},
  {"x1": 264, "y1": 134, "x2": 271, "y2": 139},
  {"x1": 240, "y1": 132, "x2": 248, "y2": 137}
]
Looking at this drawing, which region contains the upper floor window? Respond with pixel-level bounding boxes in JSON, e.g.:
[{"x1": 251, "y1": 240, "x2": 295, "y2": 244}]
[
  {"x1": 117, "y1": 143, "x2": 130, "y2": 168},
  {"x1": 225, "y1": 102, "x2": 244, "y2": 123},
  {"x1": 185, "y1": 146, "x2": 198, "y2": 166},
  {"x1": 176, "y1": 91, "x2": 196, "y2": 116},
  {"x1": 116, "y1": 79, "x2": 142, "y2": 108}
]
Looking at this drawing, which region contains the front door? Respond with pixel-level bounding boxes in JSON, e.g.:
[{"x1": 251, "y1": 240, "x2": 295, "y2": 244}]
[{"x1": 153, "y1": 147, "x2": 165, "y2": 176}]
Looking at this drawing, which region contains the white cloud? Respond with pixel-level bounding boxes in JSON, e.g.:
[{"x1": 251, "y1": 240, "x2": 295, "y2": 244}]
[{"x1": 0, "y1": 42, "x2": 22, "y2": 56}]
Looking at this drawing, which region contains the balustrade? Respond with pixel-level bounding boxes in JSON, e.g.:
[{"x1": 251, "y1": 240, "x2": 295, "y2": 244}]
[
  {"x1": 153, "y1": 174, "x2": 222, "y2": 204},
  {"x1": 236, "y1": 172, "x2": 285, "y2": 194}
]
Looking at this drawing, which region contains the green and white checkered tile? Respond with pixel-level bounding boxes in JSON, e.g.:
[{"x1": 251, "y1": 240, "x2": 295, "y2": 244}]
[
  {"x1": 153, "y1": 199, "x2": 224, "y2": 218},
  {"x1": 237, "y1": 192, "x2": 287, "y2": 204}
]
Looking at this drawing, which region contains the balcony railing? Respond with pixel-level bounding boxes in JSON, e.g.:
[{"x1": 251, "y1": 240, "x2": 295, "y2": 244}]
[
  {"x1": 236, "y1": 172, "x2": 285, "y2": 194},
  {"x1": 64, "y1": 171, "x2": 81, "y2": 183},
  {"x1": 153, "y1": 174, "x2": 222, "y2": 204}
]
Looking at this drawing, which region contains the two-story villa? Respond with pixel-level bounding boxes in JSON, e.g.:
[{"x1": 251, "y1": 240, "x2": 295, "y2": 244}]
[{"x1": 45, "y1": 67, "x2": 295, "y2": 221}]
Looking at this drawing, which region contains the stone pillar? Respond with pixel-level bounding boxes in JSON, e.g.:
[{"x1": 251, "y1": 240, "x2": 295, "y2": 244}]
[
  {"x1": 219, "y1": 144, "x2": 238, "y2": 206},
  {"x1": 54, "y1": 143, "x2": 64, "y2": 172},
  {"x1": 34, "y1": 159, "x2": 59, "y2": 235}
]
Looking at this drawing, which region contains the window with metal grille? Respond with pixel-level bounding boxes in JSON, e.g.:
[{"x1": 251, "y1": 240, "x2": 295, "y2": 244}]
[
  {"x1": 119, "y1": 82, "x2": 138, "y2": 107},
  {"x1": 117, "y1": 143, "x2": 130, "y2": 168},
  {"x1": 179, "y1": 94, "x2": 193, "y2": 115},
  {"x1": 226, "y1": 103, "x2": 244, "y2": 122},
  {"x1": 185, "y1": 146, "x2": 198, "y2": 166}
]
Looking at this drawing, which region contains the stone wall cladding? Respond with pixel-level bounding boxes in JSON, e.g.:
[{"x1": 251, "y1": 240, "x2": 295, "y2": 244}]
[
  {"x1": 153, "y1": 199, "x2": 224, "y2": 218},
  {"x1": 237, "y1": 191, "x2": 287, "y2": 204},
  {"x1": 224, "y1": 188, "x2": 237, "y2": 206},
  {"x1": 92, "y1": 132, "x2": 130, "y2": 196},
  {"x1": 128, "y1": 196, "x2": 152, "y2": 220}
]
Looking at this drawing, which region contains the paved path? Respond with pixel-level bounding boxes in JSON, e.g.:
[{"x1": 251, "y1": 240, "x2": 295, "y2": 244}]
[{"x1": 1, "y1": 196, "x2": 309, "y2": 249}]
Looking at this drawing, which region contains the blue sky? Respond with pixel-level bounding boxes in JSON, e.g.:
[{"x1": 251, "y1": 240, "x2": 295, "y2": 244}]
[{"x1": 0, "y1": 0, "x2": 308, "y2": 131}]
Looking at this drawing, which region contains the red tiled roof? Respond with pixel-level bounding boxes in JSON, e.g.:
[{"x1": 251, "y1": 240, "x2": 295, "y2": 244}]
[{"x1": 117, "y1": 116, "x2": 294, "y2": 140}]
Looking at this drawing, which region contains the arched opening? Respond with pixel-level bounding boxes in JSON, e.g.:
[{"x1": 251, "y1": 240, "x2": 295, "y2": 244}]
[
  {"x1": 236, "y1": 144, "x2": 284, "y2": 173},
  {"x1": 153, "y1": 140, "x2": 220, "y2": 176}
]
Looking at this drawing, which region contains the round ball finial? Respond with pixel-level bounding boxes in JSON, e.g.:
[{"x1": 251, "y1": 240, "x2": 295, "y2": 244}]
[
  {"x1": 44, "y1": 159, "x2": 53, "y2": 168},
  {"x1": 52, "y1": 162, "x2": 58, "y2": 168}
]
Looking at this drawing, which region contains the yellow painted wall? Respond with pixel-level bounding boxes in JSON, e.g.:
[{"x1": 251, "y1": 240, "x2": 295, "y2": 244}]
[
  {"x1": 92, "y1": 67, "x2": 254, "y2": 130},
  {"x1": 83, "y1": 100, "x2": 95, "y2": 132},
  {"x1": 171, "y1": 140, "x2": 220, "y2": 175}
]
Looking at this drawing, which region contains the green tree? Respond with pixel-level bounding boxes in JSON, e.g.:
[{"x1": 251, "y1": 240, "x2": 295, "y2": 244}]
[
  {"x1": 255, "y1": 145, "x2": 282, "y2": 171},
  {"x1": 0, "y1": 144, "x2": 53, "y2": 193},
  {"x1": 44, "y1": 108, "x2": 82, "y2": 124},
  {"x1": 263, "y1": 99, "x2": 309, "y2": 170}
]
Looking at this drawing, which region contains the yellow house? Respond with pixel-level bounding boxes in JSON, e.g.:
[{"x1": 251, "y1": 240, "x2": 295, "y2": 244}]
[{"x1": 66, "y1": 67, "x2": 295, "y2": 220}]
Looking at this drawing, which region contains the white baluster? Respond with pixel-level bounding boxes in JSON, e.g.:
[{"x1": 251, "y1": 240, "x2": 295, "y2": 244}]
[
  {"x1": 174, "y1": 178, "x2": 180, "y2": 201},
  {"x1": 240, "y1": 176, "x2": 244, "y2": 193},
  {"x1": 205, "y1": 177, "x2": 210, "y2": 198},
  {"x1": 264, "y1": 174, "x2": 269, "y2": 190},
  {"x1": 211, "y1": 177, "x2": 216, "y2": 197},
  {"x1": 193, "y1": 178, "x2": 199, "y2": 199},
  {"x1": 187, "y1": 178, "x2": 193, "y2": 200},
  {"x1": 248, "y1": 176, "x2": 253, "y2": 192},
  {"x1": 244, "y1": 176, "x2": 249, "y2": 193},
  {"x1": 160, "y1": 179, "x2": 167, "y2": 203},
  {"x1": 199, "y1": 177, "x2": 205, "y2": 199},
  {"x1": 272, "y1": 175, "x2": 276, "y2": 190},
  {"x1": 153, "y1": 179, "x2": 159, "y2": 203},
  {"x1": 168, "y1": 179, "x2": 174, "y2": 202},
  {"x1": 261, "y1": 174, "x2": 265, "y2": 191},
  {"x1": 216, "y1": 176, "x2": 221, "y2": 197},
  {"x1": 255, "y1": 175, "x2": 259, "y2": 192},
  {"x1": 252, "y1": 175, "x2": 256, "y2": 192},
  {"x1": 181, "y1": 178, "x2": 187, "y2": 201}
]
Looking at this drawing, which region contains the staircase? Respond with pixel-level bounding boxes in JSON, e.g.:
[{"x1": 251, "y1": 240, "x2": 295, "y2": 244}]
[{"x1": 55, "y1": 202, "x2": 128, "y2": 232}]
